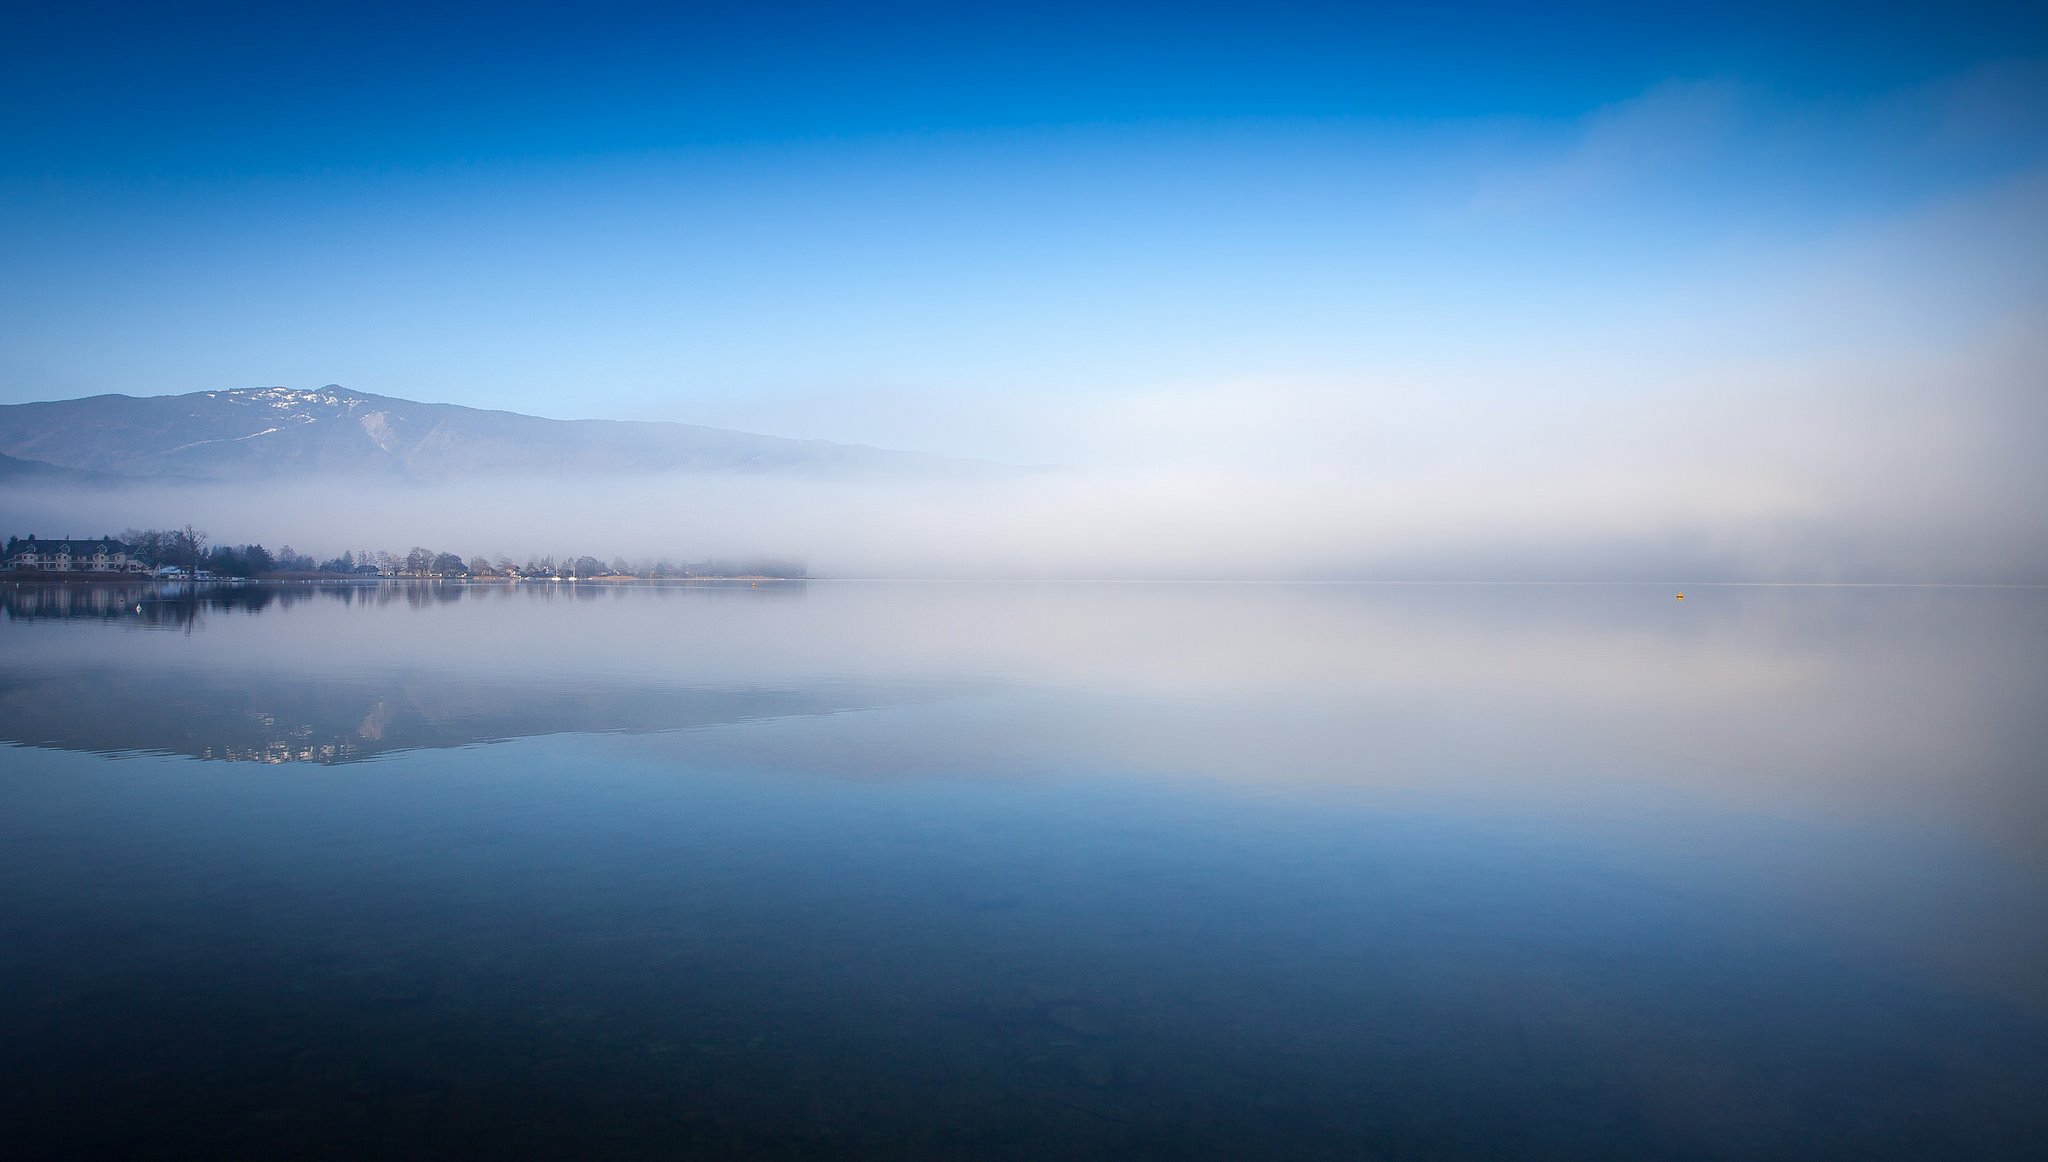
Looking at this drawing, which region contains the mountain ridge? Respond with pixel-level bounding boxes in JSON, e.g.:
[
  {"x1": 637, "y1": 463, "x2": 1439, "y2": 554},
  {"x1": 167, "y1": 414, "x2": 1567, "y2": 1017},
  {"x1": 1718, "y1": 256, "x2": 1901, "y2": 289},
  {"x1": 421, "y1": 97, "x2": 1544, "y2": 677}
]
[{"x1": 0, "y1": 386, "x2": 981, "y2": 483}]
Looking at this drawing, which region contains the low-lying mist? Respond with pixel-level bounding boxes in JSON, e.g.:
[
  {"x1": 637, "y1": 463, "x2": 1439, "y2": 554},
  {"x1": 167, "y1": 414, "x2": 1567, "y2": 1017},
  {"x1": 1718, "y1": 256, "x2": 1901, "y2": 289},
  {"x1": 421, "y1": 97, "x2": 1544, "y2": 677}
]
[
  {"x1": 3, "y1": 450, "x2": 2038, "y2": 582},
  {"x1": 7, "y1": 301, "x2": 2041, "y2": 582}
]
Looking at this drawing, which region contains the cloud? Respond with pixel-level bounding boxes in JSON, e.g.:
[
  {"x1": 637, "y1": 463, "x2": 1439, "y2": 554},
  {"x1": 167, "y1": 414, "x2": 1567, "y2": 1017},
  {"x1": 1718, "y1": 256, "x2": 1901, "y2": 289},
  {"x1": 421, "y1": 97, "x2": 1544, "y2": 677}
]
[{"x1": 1464, "y1": 78, "x2": 1752, "y2": 217}]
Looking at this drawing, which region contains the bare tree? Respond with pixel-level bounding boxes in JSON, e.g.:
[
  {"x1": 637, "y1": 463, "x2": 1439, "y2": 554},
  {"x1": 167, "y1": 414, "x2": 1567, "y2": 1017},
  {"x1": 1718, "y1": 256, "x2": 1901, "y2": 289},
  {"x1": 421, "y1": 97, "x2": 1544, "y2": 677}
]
[{"x1": 181, "y1": 524, "x2": 207, "y2": 574}]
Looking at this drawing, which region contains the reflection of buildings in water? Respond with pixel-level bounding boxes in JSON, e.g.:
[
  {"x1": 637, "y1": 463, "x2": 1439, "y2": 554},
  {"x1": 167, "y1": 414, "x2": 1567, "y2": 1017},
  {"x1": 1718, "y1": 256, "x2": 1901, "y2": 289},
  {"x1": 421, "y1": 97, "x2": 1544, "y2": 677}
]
[{"x1": 200, "y1": 741, "x2": 360, "y2": 764}]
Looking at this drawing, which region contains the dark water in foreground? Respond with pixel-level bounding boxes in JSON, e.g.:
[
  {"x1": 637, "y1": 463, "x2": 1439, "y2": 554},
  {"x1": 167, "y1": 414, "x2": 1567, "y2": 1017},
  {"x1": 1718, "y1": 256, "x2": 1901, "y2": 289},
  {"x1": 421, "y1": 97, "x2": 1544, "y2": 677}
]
[{"x1": 2, "y1": 580, "x2": 2044, "y2": 1159}]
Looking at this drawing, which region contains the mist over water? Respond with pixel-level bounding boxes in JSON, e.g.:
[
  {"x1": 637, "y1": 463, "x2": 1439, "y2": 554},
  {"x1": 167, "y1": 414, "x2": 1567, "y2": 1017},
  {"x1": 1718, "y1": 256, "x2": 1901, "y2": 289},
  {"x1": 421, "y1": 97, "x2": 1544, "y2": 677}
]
[
  {"x1": 8, "y1": 382, "x2": 2045, "y2": 584},
  {"x1": 8, "y1": 308, "x2": 2043, "y2": 583}
]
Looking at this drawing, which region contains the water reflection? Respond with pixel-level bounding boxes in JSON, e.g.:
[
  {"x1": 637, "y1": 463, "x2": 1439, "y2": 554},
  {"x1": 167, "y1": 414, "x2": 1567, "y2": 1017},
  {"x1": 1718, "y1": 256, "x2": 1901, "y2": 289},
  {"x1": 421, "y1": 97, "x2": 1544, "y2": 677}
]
[
  {"x1": 0, "y1": 581, "x2": 944, "y2": 763},
  {"x1": 6, "y1": 582, "x2": 2039, "y2": 857},
  {"x1": 0, "y1": 577, "x2": 800, "y2": 629},
  {"x1": 1, "y1": 579, "x2": 315, "y2": 625},
  {"x1": 1, "y1": 581, "x2": 2043, "y2": 1157},
  {"x1": 0, "y1": 666, "x2": 958, "y2": 763}
]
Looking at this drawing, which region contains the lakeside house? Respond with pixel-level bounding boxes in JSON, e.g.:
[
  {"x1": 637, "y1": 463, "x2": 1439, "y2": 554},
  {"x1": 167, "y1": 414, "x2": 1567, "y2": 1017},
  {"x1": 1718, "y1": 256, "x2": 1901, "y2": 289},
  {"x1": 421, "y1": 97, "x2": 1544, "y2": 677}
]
[{"x1": 4, "y1": 535, "x2": 151, "y2": 573}]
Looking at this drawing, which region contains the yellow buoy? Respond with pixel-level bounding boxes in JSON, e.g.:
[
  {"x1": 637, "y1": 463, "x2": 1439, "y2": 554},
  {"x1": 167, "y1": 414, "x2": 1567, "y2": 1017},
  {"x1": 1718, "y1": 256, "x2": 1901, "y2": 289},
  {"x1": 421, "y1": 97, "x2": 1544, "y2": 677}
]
[{"x1": 1675, "y1": 593, "x2": 1684, "y2": 600}]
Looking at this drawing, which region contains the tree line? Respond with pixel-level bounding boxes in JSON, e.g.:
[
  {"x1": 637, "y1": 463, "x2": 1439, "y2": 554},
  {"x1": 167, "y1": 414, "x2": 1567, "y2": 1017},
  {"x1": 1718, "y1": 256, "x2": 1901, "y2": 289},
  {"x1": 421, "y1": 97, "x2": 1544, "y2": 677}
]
[
  {"x1": 116, "y1": 528, "x2": 804, "y2": 579},
  {"x1": 117, "y1": 526, "x2": 318, "y2": 578}
]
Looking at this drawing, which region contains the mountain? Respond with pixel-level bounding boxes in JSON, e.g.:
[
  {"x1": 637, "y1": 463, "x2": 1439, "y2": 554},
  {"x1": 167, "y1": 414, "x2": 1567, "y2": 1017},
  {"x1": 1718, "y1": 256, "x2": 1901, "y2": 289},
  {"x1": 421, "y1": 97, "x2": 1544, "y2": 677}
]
[{"x1": 0, "y1": 386, "x2": 979, "y2": 483}]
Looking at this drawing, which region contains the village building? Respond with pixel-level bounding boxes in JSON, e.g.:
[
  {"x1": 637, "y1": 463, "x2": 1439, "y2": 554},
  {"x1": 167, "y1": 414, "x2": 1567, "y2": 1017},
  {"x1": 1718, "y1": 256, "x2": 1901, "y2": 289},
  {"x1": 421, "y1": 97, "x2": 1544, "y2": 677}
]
[{"x1": 3, "y1": 535, "x2": 150, "y2": 573}]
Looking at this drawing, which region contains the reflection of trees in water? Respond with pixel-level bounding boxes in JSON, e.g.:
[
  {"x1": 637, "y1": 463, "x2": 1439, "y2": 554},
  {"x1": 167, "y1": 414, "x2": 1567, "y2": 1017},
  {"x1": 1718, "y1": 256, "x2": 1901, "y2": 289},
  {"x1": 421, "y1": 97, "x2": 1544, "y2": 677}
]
[
  {"x1": 0, "y1": 582, "x2": 280, "y2": 627},
  {"x1": 2, "y1": 579, "x2": 801, "y2": 626},
  {"x1": 0, "y1": 580, "x2": 483, "y2": 627}
]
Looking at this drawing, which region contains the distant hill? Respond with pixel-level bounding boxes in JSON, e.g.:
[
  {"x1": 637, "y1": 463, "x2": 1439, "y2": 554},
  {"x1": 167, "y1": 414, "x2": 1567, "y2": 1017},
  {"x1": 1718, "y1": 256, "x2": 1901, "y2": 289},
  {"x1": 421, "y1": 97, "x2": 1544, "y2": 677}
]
[
  {"x1": 0, "y1": 450, "x2": 123, "y2": 487},
  {"x1": 0, "y1": 386, "x2": 982, "y2": 483}
]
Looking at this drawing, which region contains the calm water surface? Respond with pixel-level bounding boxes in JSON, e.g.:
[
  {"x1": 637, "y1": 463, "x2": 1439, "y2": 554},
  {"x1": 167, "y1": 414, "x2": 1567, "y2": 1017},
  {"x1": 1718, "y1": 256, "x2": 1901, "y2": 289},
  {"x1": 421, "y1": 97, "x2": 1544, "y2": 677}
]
[{"x1": 2, "y1": 580, "x2": 2044, "y2": 1159}]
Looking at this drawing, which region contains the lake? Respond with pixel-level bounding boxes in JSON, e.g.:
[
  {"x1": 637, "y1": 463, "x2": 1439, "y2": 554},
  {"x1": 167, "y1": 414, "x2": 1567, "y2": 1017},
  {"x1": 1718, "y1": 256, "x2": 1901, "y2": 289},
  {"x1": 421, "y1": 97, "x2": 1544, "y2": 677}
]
[{"x1": 2, "y1": 579, "x2": 2044, "y2": 1159}]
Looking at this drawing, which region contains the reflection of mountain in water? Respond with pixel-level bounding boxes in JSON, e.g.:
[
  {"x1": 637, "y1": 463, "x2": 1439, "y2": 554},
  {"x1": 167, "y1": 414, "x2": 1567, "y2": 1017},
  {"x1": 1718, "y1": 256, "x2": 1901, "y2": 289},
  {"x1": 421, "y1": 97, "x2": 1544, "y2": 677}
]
[
  {"x1": 1, "y1": 579, "x2": 877, "y2": 763},
  {"x1": 0, "y1": 666, "x2": 958, "y2": 765},
  {"x1": 0, "y1": 664, "x2": 950, "y2": 762}
]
